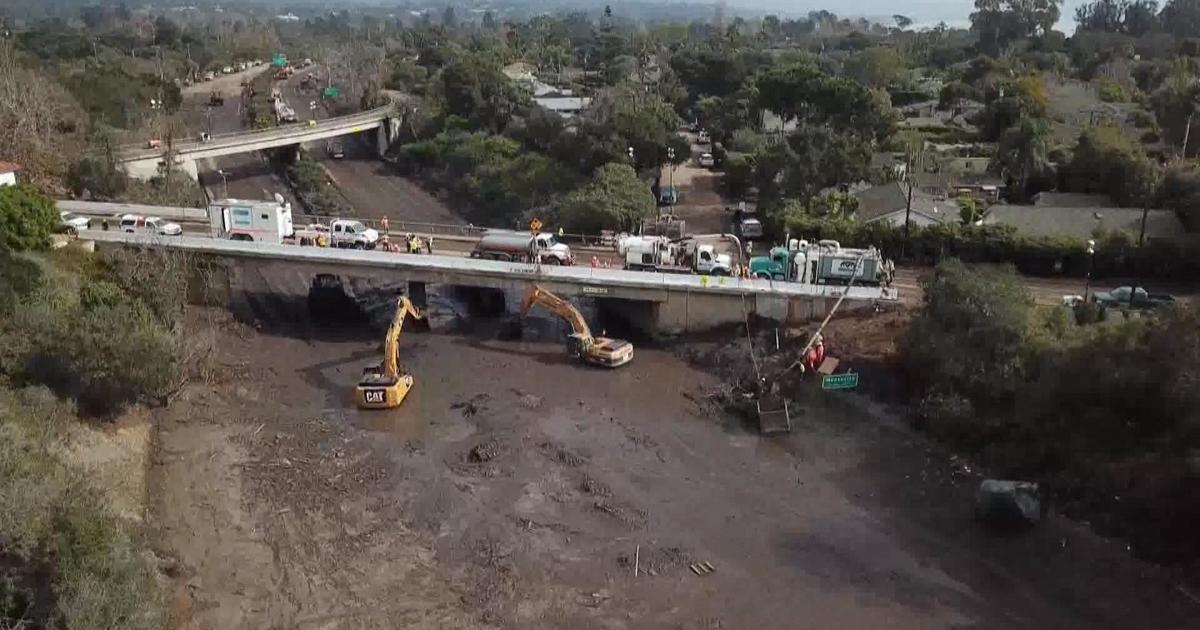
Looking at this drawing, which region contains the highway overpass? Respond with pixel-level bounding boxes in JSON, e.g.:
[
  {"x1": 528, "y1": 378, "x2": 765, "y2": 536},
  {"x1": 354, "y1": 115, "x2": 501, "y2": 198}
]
[
  {"x1": 115, "y1": 106, "x2": 400, "y2": 180},
  {"x1": 81, "y1": 230, "x2": 896, "y2": 335}
]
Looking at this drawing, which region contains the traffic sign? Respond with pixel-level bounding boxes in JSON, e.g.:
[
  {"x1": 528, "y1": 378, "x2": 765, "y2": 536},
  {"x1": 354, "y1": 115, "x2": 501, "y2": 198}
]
[
  {"x1": 529, "y1": 218, "x2": 543, "y2": 233},
  {"x1": 821, "y1": 372, "x2": 859, "y2": 390}
]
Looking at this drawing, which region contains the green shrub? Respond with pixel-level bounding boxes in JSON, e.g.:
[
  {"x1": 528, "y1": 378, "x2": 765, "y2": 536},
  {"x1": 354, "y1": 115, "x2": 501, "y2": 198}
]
[
  {"x1": 1098, "y1": 79, "x2": 1131, "y2": 103},
  {"x1": 0, "y1": 185, "x2": 57, "y2": 252},
  {"x1": 67, "y1": 157, "x2": 129, "y2": 200}
]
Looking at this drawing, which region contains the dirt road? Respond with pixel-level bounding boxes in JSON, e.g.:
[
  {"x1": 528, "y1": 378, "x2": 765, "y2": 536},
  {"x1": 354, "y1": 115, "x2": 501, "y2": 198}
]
[{"x1": 151, "y1": 276, "x2": 1197, "y2": 629}]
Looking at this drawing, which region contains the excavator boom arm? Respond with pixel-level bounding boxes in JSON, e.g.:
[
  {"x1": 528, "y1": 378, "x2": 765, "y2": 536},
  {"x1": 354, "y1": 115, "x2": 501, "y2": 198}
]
[
  {"x1": 520, "y1": 285, "x2": 593, "y2": 340},
  {"x1": 383, "y1": 296, "x2": 425, "y2": 379}
]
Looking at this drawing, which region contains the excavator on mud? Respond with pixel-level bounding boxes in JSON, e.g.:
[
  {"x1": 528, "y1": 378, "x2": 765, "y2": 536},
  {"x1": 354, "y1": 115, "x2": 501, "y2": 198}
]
[
  {"x1": 519, "y1": 285, "x2": 634, "y2": 368},
  {"x1": 356, "y1": 295, "x2": 425, "y2": 409}
]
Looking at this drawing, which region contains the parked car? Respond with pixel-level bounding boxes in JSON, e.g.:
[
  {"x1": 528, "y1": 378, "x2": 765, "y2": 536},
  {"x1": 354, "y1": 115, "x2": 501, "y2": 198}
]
[
  {"x1": 59, "y1": 211, "x2": 90, "y2": 232},
  {"x1": 119, "y1": 214, "x2": 183, "y2": 237},
  {"x1": 698, "y1": 152, "x2": 715, "y2": 167},
  {"x1": 1092, "y1": 286, "x2": 1176, "y2": 309},
  {"x1": 657, "y1": 186, "x2": 680, "y2": 206}
]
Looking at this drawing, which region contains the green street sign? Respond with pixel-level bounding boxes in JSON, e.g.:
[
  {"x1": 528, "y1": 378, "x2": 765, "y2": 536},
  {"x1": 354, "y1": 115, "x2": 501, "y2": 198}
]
[
  {"x1": 272, "y1": 55, "x2": 287, "y2": 67},
  {"x1": 821, "y1": 372, "x2": 859, "y2": 390},
  {"x1": 323, "y1": 87, "x2": 342, "y2": 98}
]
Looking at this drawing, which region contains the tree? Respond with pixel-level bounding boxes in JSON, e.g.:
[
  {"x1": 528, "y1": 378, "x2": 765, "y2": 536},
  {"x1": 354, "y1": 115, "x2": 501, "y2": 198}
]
[
  {"x1": 442, "y1": 6, "x2": 457, "y2": 29},
  {"x1": 67, "y1": 157, "x2": 128, "y2": 200},
  {"x1": 993, "y1": 116, "x2": 1052, "y2": 201},
  {"x1": 587, "y1": 83, "x2": 686, "y2": 173},
  {"x1": 971, "y1": 0, "x2": 1063, "y2": 55},
  {"x1": 904, "y1": 259, "x2": 1034, "y2": 407},
  {"x1": 1159, "y1": 160, "x2": 1200, "y2": 230},
  {"x1": 153, "y1": 16, "x2": 181, "y2": 47},
  {"x1": 559, "y1": 163, "x2": 654, "y2": 233},
  {"x1": 894, "y1": 15, "x2": 914, "y2": 29},
  {"x1": 843, "y1": 47, "x2": 908, "y2": 89},
  {"x1": 1060, "y1": 126, "x2": 1160, "y2": 206},
  {"x1": 754, "y1": 125, "x2": 873, "y2": 206},
  {"x1": 0, "y1": 185, "x2": 57, "y2": 252},
  {"x1": 1161, "y1": 0, "x2": 1200, "y2": 38}
]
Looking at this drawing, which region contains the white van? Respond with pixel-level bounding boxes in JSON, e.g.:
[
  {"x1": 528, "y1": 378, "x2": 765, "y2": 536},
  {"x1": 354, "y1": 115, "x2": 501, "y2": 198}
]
[{"x1": 119, "y1": 214, "x2": 183, "y2": 236}]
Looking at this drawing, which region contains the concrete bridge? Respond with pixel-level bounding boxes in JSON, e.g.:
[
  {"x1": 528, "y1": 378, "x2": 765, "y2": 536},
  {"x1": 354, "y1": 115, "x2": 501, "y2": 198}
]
[
  {"x1": 116, "y1": 105, "x2": 402, "y2": 180},
  {"x1": 82, "y1": 230, "x2": 895, "y2": 335}
]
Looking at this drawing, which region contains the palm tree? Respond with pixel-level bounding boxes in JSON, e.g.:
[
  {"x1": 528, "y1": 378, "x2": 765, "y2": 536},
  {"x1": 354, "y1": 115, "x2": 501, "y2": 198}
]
[{"x1": 994, "y1": 116, "x2": 1051, "y2": 202}]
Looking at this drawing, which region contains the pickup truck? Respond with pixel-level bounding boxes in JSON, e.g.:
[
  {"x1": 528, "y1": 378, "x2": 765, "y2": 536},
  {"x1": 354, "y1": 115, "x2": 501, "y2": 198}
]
[
  {"x1": 294, "y1": 219, "x2": 379, "y2": 249},
  {"x1": 1093, "y1": 286, "x2": 1176, "y2": 309}
]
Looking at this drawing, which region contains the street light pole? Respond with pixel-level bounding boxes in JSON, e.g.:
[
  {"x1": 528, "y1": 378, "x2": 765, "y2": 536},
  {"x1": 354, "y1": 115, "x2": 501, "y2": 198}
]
[
  {"x1": 217, "y1": 169, "x2": 229, "y2": 198},
  {"x1": 1083, "y1": 239, "x2": 1096, "y2": 302}
]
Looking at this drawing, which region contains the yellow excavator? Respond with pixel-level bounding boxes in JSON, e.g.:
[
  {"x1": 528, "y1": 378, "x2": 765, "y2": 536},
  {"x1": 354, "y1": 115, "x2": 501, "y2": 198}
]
[
  {"x1": 519, "y1": 285, "x2": 634, "y2": 368},
  {"x1": 356, "y1": 295, "x2": 425, "y2": 409}
]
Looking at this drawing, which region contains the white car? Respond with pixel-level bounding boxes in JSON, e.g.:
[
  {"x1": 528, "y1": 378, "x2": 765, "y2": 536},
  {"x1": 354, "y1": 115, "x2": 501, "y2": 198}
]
[
  {"x1": 222, "y1": 66, "x2": 234, "y2": 74},
  {"x1": 59, "y1": 211, "x2": 90, "y2": 232},
  {"x1": 698, "y1": 152, "x2": 715, "y2": 167},
  {"x1": 119, "y1": 214, "x2": 183, "y2": 236},
  {"x1": 697, "y1": 129, "x2": 711, "y2": 143}
]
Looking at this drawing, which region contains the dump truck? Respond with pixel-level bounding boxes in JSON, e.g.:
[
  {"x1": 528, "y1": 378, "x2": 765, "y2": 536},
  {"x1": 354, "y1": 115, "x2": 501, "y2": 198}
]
[{"x1": 470, "y1": 231, "x2": 573, "y2": 265}]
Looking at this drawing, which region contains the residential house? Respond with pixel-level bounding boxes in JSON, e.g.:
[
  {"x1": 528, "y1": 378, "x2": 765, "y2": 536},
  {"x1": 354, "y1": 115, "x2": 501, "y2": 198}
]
[
  {"x1": 0, "y1": 161, "x2": 19, "y2": 187},
  {"x1": 533, "y1": 96, "x2": 591, "y2": 119},
  {"x1": 984, "y1": 205, "x2": 1186, "y2": 241},
  {"x1": 932, "y1": 156, "x2": 1004, "y2": 202},
  {"x1": 852, "y1": 182, "x2": 953, "y2": 228}
]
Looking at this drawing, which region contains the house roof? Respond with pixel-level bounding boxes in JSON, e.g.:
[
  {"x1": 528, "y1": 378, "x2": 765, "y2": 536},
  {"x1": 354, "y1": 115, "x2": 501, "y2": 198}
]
[
  {"x1": 0, "y1": 161, "x2": 21, "y2": 174},
  {"x1": 533, "y1": 96, "x2": 590, "y2": 112},
  {"x1": 985, "y1": 205, "x2": 1186, "y2": 240},
  {"x1": 853, "y1": 182, "x2": 952, "y2": 224},
  {"x1": 1031, "y1": 192, "x2": 1113, "y2": 207}
]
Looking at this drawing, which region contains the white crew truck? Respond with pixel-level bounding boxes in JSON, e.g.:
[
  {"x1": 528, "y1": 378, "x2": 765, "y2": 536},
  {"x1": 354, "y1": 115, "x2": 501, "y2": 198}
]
[
  {"x1": 619, "y1": 235, "x2": 733, "y2": 275},
  {"x1": 209, "y1": 196, "x2": 295, "y2": 243},
  {"x1": 293, "y1": 219, "x2": 380, "y2": 249}
]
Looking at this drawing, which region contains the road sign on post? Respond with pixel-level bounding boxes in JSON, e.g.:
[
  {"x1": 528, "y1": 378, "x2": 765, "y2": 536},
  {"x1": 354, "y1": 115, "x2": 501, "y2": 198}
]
[
  {"x1": 529, "y1": 218, "x2": 543, "y2": 233},
  {"x1": 821, "y1": 372, "x2": 859, "y2": 390}
]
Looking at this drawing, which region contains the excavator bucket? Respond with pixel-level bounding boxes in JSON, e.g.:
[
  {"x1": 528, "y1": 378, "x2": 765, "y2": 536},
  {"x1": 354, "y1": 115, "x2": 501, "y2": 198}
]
[{"x1": 757, "y1": 395, "x2": 791, "y2": 434}]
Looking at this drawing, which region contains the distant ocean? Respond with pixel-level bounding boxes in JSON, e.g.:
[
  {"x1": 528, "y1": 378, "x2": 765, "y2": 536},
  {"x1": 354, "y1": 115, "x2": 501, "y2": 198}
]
[{"x1": 743, "y1": 1, "x2": 1087, "y2": 32}]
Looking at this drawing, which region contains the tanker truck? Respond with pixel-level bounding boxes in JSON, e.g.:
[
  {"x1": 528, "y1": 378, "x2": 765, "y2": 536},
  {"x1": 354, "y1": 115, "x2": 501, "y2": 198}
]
[{"x1": 470, "y1": 230, "x2": 574, "y2": 265}]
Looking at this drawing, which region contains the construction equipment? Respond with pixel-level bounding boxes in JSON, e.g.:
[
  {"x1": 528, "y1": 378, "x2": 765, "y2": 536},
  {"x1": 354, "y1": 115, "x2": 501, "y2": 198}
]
[
  {"x1": 355, "y1": 296, "x2": 425, "y2": 409},
  {"x1": 519, "y1": 285, "x2": 633, "y2": 368}
]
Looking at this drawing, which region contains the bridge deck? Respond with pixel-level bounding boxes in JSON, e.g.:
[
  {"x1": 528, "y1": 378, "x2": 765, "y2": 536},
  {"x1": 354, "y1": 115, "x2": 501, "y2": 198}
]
[{"x1": 81, "y1": 231, "x2": 895, "y2": 302}]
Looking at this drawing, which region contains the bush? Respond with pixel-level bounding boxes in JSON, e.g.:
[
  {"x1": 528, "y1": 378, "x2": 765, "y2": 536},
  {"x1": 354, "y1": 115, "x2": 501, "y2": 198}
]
[
  {"x1": 0, "y1": 185, "x2": 57, "y2": 252},
  {"x1": 0, "y1": 387, "x2": 166, "y2": 629},
  {"x1": 1097, "y1": 79, "x2": 1131, "y2": 103},
  {"x1": 903, "y1": 258, "x2": 1200, "y2": 565}
]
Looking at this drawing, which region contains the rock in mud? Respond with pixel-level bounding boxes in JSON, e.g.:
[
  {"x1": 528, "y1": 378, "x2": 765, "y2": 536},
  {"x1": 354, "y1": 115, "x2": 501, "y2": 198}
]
[{"x1": 975, "y1": 479, "x2": 1041, "y2": 529}]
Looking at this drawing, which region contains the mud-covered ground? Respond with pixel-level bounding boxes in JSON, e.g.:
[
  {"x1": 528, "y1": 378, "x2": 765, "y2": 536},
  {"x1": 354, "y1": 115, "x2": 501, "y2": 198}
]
[{"x1": 150, "y1": 275, "x2": 1198, "y2": 629}]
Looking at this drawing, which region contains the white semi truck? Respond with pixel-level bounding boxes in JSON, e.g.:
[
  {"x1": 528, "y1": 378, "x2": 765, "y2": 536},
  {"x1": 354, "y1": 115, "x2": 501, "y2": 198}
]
[{"x1": 209, "y1": 197, "x2": 295, "y2": 243}]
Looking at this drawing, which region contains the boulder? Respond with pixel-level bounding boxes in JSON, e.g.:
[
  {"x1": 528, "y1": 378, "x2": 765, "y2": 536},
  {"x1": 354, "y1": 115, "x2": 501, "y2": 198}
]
[{"x1": 975, "y1": 479, "x2": 1041, "y2": 529}]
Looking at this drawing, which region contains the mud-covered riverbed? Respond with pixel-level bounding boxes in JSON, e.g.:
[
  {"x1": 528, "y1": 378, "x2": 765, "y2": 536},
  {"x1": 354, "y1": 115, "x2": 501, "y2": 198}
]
[{"x1": 151, "y1": 275, "x2": 1197, "y2": 629}]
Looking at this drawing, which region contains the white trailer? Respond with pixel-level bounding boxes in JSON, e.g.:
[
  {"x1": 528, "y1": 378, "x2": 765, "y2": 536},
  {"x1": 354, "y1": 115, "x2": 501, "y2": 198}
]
[{"x1": 209, "y1": 196, "x2": 294, "y2": 244}]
